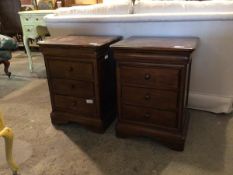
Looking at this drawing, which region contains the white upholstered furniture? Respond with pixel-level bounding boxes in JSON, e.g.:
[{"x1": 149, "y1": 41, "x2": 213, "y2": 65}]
[{"x1": 44, "y1": 1, "x2": 233, "y2": 113}]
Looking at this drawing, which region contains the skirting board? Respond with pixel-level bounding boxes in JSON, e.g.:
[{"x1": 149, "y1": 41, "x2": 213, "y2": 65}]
[{"x1": 188, "y1": 92, "x2": 233, "y2": 114}]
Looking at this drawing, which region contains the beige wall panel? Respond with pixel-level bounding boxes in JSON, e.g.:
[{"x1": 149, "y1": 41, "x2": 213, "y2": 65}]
[{"x1": 75, "y1": 0, "x2": 98, "y2": 4}]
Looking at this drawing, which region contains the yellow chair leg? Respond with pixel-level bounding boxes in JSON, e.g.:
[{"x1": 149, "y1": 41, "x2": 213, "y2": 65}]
[
  {"x1": 0, "y1": 112, "x2": 5, "y2": 130},
  {"x1": 0, "y1": 114, "x2": 19, "y2": 175}
]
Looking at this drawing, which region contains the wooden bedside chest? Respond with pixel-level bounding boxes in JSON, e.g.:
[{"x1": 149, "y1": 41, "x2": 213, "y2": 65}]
[
  {"x1": 39, "y1": 35, "x2": 121, "y2": 133},
  {"x1": 111, "y1": 37, "x2": 198, "y2": 151}
]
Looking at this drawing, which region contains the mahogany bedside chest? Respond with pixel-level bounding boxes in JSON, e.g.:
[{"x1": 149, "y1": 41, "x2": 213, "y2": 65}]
[
  {"x1": 39, "y1": 35, "x2": 121, "y2": 133},
  {"x1": 111, "y1": 37, "x2": 198, "y2": 151}
]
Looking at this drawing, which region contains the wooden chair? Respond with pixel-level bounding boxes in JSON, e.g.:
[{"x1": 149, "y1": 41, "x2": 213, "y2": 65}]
[
  {"x1": 0, "y1": 112, "x2": 19, "y2": 175},
  {"x1": 0, "y1": 57, "x2": 11, "y2": 78}
]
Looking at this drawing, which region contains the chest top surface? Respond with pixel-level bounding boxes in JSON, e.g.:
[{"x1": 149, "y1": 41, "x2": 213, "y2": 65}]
[
  {"x1": 111, "y1": 37, "x2": 198, "y2": 53},
  {"x1": 18, "y1": 10, "x2": 55, "y2": 15},
  {"x1": 38, "y1": 36, "x2": 121, "y2": 49}
]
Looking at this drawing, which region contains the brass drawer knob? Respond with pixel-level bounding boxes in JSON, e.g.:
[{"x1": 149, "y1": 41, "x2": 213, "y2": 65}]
[
  {"x1": 144, "y1": 73, "x2": 151, "y2": 80},
  {"x1": 71, "y1": 101, "x2": 77, "y2": 107},
  {"x1": 68, "y1": 67, "x2": 74, "y2": 72},
  {"x1": 144, "y1": 113, "x2": 151, "y2": 119},
  {"x1": 144, "y1": 94, "x2": 151, "y2": 100},
  {"x1": 71, "y1": 84, "x2": 75, "y2": 89}
]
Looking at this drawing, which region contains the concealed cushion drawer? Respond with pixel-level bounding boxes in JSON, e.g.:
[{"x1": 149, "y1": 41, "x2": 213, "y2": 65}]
[
  {"x1": 54, "y1": 95, "x2": 96, "y2": 116},
  {"x1": 122, "y1": 86, "x2": 177, "y2": 110},
  {"x1": 122, "y1": 105, "x2": 177, "y2": 128},
  {"x1": 52, "y1": 79, "x2": 94, "y2": 98},
  {"x1": 120, "y1": 66, "x2": 179, "y2": 90},
  {"x1": 48, "y1": 60, "x2": 94, "y2": 81}
]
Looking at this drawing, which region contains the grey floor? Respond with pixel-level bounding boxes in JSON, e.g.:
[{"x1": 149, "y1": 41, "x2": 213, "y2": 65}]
[
  {"x1": 0, "y1": 51, "x2": 232, "y2": 175},
  {"x1": 0, "y1": 51, "x2": 46, "y2": 98}
]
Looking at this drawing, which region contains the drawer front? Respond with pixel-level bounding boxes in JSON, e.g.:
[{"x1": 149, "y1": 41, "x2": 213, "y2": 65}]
[
  {"x1": 52, "y1": 79, "x2": 94, "y2": 98},
  {"x1": 120, "y1": 66, "x2": 179, "y2": 90},
  {"x1": 32, "y1": 16, "x2": 45, "y2": 25},
  {"x1": 20, "y1": 15, "x2": 32, "y2": 24},
  {"x1": 122, "y1": 86, "x2": 177, "y2": 110},
  {"x1": 122, "y1": 105, "x2": 177, "y2": 128},
  {"x1": 54, "y1": 95, "x2": 96, "y2": 116},
  {"x1": 48, "y1": 60, "x2": 94, "y2": 81},
  {"x1": 21, "y1": 15, "x2": 46, "y2": 25},
  {"x1": 23, "y1": 25, "x2": 37, "y2": 37}
]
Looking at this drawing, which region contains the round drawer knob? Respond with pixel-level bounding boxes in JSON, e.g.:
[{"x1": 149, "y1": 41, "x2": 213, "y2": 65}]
[
  {"x1": 27, "y1": 29, "x2": 30, "y2": 32},
  {"x1": 72, "y1": 101, "x2": 77, "y2": 107},
  {"x1": 26, "y1": 18, "x2": 29, "y2": 21},
  {"x1": 144, "y1": 113, "x2": 150, "y2": 119},
  {"x1": 36, "y1": 18, "x2": 39, "y2": 21},
  {"x1": 71, "y1": 84, "x2": 75, "y2": 89},
  {"x1": 69, "y1": 67, "x2": 74, "y2": 72},
  {"x1": 144, "y1": 73, "x2": 151, "y2": 80},
  {"x1": 144, "y1": 94, "x2": 151, "y2": 100}
]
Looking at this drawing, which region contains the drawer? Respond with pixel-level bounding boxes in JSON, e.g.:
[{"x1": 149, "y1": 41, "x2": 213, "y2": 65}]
[
  {"x1": 32, "y1": 16, "x2": 45, "y2": 24},
  {"x1": 52, "y1": 79, "x2": 94, "y2": 98},
  {"x1": 122, "y1": 105, "x2": 177, "y2": 128},
  {"x1": 54, "y1": 95, "x2": 96, "y2": 116},
  {"x1": 48, "y1": 60, "x2": 94, "y2": 81},
  {"x1": 120, "y1": 66, "x2": 179, "y2": 90},
  {"x1": 24, "y1": 25, "x2": 35, "y2": 32},
  {"x1": 21, "y1": 15, "x2": 32, "y2": 24},
  {"x1": 122, "y1": 86, "x2": 177, "y2": 110},
  {"x1": 23, "y1": 25, "x2": 37, "y2": 37},
  {"x1": 21, "y1": 15, "x2": 45, "y2": 24}
]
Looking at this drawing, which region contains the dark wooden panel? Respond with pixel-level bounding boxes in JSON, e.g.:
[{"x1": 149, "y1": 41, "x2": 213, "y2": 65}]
[
  {"x1": 122, "y1": 86, "x2": 178, "y2": 110},
  {"x1": 113, "y1": 37, "x2": 198, "y2": 151},
  {"x1": 116, "y1": 120, "x2": 186, "y2": 151},
  {"x1": 122, "y1": 105, "x2": 177, "y2": 128},
  {"x1": 120, "y1": 65, "x2": 180, "y2": 90},
  {"x1": 54, "y1": 95, "x2": 96, "y2": 116},
  {"x1": 52, "y1": 79, "x2": 94, "y2": 98},
  {"x1": 113, "y1": 52, "x2": 191, "y2": 64},
  {"x1": 51, "y1": 111, "x2": 105, "y2": 133},
  {"x1": 48, "y1": 59, "x2": 94, "y2": 81},
  {"x1": 40, "y1": 35, "x2": 120, "y2": 133}
]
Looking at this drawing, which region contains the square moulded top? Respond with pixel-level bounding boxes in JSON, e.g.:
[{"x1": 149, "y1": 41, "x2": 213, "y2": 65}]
[
  {"x1": 111, "y1": 36, "x2": 199, "y2": 53},
  {"x1": 38, "y1": 35, "x2": 122, "y2": 49}
]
